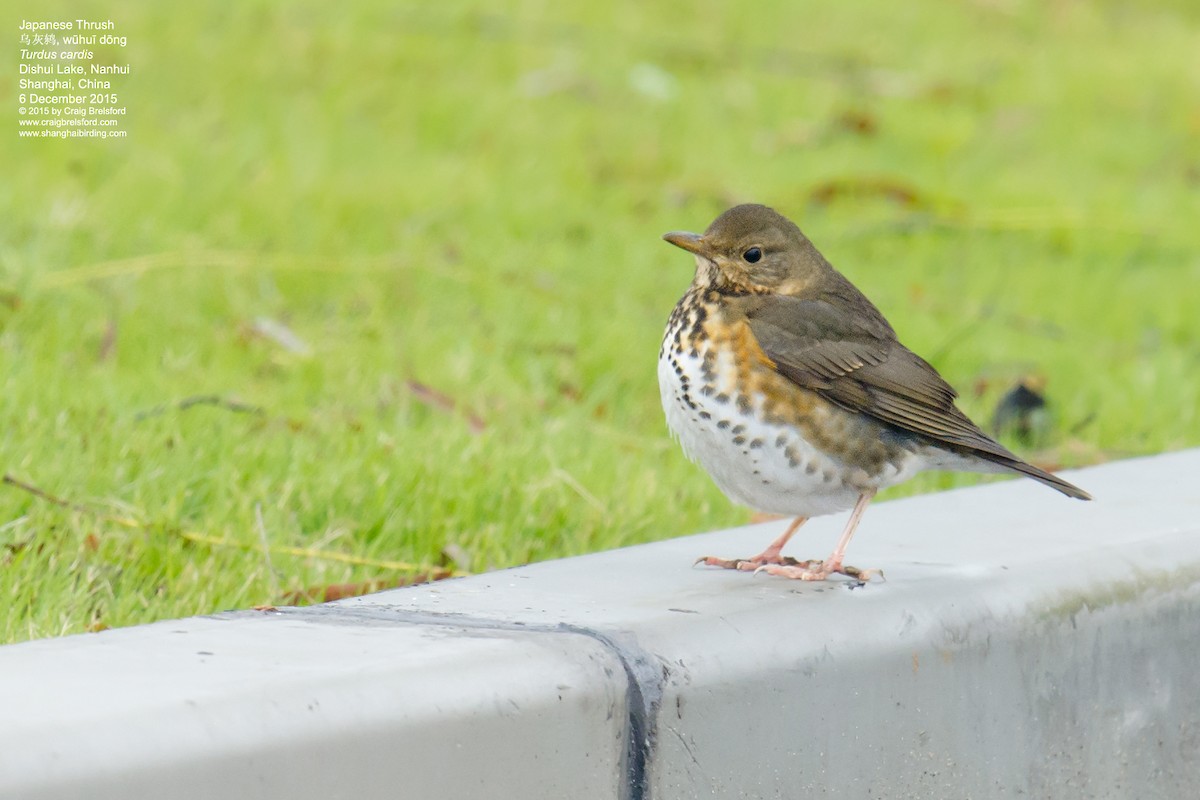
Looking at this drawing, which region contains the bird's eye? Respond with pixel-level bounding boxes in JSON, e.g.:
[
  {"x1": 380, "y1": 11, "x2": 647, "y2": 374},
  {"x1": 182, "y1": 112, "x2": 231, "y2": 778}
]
[{"x1": 742, "y1": 247, "x2": 762, "y2": 263}]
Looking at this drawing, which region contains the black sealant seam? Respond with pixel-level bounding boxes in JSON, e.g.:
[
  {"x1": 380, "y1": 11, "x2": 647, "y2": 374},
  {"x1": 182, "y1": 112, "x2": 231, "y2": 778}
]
[{"x1": 262, "y1": 605, "x2": 664, "y2": 800}]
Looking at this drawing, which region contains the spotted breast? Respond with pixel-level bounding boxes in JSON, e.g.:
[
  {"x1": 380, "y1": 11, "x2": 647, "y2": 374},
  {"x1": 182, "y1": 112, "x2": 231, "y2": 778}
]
[{"x1": 658, "y1": 285, "x2": 925, "y2": 519}]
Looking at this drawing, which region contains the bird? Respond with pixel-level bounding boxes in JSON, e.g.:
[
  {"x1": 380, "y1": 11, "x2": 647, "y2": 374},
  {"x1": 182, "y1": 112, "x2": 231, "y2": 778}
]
[{"x1": 658, "y1": 203, "x2": 1090, "y2": 581}]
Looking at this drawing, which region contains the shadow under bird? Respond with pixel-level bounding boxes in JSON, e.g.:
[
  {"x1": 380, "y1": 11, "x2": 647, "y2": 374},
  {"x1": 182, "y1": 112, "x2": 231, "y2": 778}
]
[{"x1": 659, "y1": 203, "x2": 1090, "y2": 581}]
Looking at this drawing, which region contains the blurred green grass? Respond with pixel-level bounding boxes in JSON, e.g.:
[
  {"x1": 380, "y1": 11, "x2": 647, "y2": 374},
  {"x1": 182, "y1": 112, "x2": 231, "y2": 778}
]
[{"x1": 2, "y1": 0, "x2": 1197, "y2": 643}]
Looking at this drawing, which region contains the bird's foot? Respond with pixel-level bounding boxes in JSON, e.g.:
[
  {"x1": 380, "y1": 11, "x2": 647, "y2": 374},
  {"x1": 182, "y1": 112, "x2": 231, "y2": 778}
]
[
  {"x1": 695, "y1": 517, "x2": 813, "y2": 573},
  {"x1": 754, "y1": 558, "x2": 884, "y2": 583},
  {"x1": 695, "y1": 549, "x2": 794, "y2": 573}
]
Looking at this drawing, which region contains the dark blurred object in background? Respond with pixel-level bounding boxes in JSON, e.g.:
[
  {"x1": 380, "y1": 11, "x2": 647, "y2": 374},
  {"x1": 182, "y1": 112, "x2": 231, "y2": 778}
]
[{"x1": 992, "y1": 376, "x2": 1050, "y2": 447}]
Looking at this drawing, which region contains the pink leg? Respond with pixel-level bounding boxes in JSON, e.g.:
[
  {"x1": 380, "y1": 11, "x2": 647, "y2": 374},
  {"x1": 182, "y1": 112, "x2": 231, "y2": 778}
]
[
  {"x1": 758, "y1": 490, "x2": 882, "y2": 581},
  {"x1": 696, "y1": 516, "x2": 808, "y2": 571}
]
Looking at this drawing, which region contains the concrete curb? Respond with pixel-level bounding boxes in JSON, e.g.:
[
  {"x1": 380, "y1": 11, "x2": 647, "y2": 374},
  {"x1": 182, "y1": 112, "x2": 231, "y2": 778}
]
[{"x1": 2, "y1": 450, "x2": 1198, "y2": 799}]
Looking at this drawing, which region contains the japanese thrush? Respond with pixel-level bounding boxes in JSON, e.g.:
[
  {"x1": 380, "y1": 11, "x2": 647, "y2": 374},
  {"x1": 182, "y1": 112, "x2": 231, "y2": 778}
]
[{"x1": 659, "y1": 204, "x2": 1090, "y2": 581}]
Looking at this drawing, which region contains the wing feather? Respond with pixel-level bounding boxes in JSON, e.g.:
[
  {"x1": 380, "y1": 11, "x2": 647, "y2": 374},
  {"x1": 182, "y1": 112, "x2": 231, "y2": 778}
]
[{"x1": 740, "y1": 294, "x2": 1008, "y2": 458}]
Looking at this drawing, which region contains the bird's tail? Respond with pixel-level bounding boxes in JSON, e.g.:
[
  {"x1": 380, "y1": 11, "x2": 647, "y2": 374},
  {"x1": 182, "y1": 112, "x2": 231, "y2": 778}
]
[{"x1": 999, "y1": 457, "x2": 1092, "y2": 500}]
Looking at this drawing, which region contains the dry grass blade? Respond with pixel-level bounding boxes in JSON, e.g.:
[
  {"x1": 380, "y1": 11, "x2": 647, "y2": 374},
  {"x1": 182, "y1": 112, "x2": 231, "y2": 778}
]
[
  {"x1": 0, "y1": 474, "x2": 466, "y2": 579},
  {"x1": 134, "y1": 395, "x2": 266, "y2": 422},
  {"x1": 406, "y1": 379, "x2": 487, "y2": 434}
]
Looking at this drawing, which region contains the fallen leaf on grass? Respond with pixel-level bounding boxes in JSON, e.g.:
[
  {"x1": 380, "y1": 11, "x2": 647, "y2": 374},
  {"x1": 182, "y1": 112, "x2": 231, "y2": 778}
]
[
  {"x1": 833, "y1": 108, "x2": 879, "y2": 136},
  {"x1": 628, "y1": 62, "x2": 678, "y2": 102},
  {"x1": 248, "y1": 317, "x2": 312, "y2": 356},
  {"x1": 808, "y1": 177, "x2": 925, "y2": 208},
  {"x1": 97, "y1": 318, "x2": 117, "y2": 362},
  {"x1": 283, "y1": 571, "x2": 455, "y2": 605}
]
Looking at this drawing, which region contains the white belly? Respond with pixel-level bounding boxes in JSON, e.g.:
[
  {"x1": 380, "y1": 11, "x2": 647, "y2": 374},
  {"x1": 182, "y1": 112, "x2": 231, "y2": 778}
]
[{"x1": 657, "y1": 342, "x2": 923, "y2": 518}]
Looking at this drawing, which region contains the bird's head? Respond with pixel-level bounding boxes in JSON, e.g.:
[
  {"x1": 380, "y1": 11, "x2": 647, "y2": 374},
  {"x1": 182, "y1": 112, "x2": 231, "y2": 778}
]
[{"x1": 663, "y1": 203, "x2": 832, "y2": 295}]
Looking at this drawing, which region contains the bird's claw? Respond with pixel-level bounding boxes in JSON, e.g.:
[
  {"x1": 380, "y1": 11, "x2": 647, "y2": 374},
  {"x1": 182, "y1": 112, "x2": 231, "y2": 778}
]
[
  {"x1": 695, "y1": 553, "x2": 790, "y2": 571},
  {"x1": 695, "y1": 555, "x2": 749, "y2": 570},
  {"x1": 841, "y1": 564, "x2": 885, "y2": 582}
]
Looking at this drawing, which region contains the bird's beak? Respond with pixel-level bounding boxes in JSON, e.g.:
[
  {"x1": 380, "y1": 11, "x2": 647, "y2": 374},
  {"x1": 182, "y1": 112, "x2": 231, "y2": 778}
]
[{"x1": 662, "y1": 231, "x2": 710, "y2": 258}]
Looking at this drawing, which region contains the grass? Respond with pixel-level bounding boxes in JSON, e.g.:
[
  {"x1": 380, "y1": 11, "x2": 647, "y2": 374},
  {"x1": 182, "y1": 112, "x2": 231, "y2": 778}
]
[{"x1": 2, "y1": 0, "x2": 1198, "y2": 644}]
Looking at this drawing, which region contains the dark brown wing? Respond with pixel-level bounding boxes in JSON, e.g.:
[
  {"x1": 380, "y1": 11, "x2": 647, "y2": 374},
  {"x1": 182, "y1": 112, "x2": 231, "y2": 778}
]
[{"x1": 740, "y1": 294, "x2": 1090, "y2": 499}]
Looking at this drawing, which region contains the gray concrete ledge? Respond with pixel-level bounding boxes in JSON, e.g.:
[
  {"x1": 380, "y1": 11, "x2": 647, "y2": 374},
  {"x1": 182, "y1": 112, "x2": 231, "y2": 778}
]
[{"x1": 2, "y1": 450, "x2": 1199, "y2": 799}]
